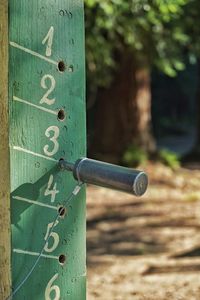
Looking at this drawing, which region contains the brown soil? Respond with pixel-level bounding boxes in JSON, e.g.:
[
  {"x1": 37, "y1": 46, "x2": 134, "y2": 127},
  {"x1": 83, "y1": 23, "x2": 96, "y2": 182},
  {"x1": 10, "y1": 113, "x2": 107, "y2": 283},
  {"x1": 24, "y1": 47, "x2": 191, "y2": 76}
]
[{"x1": 87, "y1": 162, "x2": 200, "y2": 300}]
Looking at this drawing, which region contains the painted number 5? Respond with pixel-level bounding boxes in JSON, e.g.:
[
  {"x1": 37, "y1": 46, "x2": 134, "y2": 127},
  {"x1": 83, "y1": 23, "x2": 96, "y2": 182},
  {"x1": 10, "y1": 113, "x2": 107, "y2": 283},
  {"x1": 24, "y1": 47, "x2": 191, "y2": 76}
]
[
  {"x1": 43, "y1": 126, "x2": 59, "y2": 157},
  {"x1": 44, "y1": 221, "x2": 59, "y2": 253},
  {"x1": 45, "y1": 273, "x2": 60, "y2": 300}
]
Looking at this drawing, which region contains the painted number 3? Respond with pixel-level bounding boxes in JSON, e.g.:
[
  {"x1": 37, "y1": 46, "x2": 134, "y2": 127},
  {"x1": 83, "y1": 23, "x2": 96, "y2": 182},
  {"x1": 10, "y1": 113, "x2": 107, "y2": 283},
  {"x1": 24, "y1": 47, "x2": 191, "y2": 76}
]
[{"x1": 43, "y1": 126, "x2": 59, "y2": 157}]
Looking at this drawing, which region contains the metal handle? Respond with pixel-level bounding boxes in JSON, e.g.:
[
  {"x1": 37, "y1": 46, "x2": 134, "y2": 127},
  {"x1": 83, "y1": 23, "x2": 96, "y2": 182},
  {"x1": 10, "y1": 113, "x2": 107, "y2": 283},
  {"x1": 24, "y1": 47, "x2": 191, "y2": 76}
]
[{"x1": 60, "y1": 158, "x2": 148, "y2": 196}]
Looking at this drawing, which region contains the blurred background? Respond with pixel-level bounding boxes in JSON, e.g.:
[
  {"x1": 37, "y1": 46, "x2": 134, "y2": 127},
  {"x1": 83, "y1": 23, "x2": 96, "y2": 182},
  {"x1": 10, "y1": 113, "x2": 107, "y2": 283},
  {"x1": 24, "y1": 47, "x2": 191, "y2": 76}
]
[{"x1": 84, "y1": 1, "x2": 200, "y2": 299}]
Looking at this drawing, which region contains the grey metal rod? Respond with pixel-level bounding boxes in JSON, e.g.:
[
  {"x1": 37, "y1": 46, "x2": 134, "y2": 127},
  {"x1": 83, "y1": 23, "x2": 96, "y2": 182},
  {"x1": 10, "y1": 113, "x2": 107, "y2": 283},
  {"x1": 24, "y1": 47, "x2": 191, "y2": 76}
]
[{"x1": 59, "y1": 158, "x2": 148, "y2": 196}]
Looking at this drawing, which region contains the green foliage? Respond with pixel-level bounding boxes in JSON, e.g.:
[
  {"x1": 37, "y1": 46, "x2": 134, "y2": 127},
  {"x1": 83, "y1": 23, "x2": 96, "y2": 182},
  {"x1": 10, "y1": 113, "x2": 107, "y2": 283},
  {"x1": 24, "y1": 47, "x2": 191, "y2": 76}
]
[
  {"x1": 159, "y1": 149, "x2": 180, "y2": 170},
  {"x1": 85, "y1": 0, "x2": 195, "y2": 89},
  {"x1": 122, "y1": 145, "x2": 148, "y2": 166}
]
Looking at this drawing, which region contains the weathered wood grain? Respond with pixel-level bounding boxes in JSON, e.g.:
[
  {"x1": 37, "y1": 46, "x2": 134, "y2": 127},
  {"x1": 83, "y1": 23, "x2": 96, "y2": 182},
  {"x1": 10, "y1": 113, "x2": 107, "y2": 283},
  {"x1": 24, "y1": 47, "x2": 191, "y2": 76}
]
[
  {"x1": 0, "y1": 1, "x2": 11, "y2": 299},
  {"x1": 0, "y1": 0, "x2": 86, "y2": 299}
]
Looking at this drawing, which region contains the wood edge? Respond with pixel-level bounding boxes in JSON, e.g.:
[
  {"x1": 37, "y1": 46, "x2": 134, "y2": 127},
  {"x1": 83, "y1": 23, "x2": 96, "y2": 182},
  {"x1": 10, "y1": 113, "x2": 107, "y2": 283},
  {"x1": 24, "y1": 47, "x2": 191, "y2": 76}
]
[{"x1": 0, "y1": 0, "x2": 11, "y2": 298}]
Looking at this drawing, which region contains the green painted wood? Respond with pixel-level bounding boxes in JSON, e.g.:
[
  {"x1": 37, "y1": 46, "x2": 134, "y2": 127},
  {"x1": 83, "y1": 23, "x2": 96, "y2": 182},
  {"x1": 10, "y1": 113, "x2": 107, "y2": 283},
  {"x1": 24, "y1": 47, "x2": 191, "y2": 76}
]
[{"x1": 9, "y1": 1, "x2": 86, "y2": 299}]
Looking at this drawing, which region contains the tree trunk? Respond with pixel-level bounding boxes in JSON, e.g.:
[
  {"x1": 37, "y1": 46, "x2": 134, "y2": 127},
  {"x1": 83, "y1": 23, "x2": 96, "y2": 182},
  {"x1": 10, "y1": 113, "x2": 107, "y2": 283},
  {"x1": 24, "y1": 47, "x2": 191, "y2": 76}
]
[
  {"x1": 195, "y1": 60, "x2": 200, "y2": 151},
  {"x1": 89, "y1": 54, "x2": 156, "y2": 163}
]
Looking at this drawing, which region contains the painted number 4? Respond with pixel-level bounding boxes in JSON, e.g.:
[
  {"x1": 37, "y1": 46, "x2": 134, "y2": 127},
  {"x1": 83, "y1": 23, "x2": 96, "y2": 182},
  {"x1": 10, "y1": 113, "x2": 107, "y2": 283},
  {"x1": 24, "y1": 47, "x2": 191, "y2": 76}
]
[{"x1": 45, "y1": 175, "x2": 59, "y2": 203}]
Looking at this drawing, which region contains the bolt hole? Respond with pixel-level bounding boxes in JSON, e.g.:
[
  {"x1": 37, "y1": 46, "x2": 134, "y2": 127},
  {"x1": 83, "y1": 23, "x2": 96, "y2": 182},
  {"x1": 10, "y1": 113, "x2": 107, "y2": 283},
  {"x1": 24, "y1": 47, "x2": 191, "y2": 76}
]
[
  {"x1": 57, "y1": 109, "x2": 66, "y2": 121},
  {"x1": 59, "y1": 254, "x2": 66, "y2": 265},
  {"x1": 58, "y1": 61, "x2": 66, "y2": 72},
  {"x1": 59, "y1": 158, "x2": 65, "y2": 170},
  {"x1": 58, "y1": 206, "x2": 67, "y2": 218}
]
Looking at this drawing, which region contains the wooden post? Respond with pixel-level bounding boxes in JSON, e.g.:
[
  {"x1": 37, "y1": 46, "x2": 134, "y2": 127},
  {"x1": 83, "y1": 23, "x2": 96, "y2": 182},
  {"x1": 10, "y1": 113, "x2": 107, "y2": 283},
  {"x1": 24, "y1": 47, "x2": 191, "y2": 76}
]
[
  {"x1": 0, "y1": 1, "x2": 11, "y2": 298},
  {"x1": 1, "y1": 1, "x2": 86, "y2": 299}
]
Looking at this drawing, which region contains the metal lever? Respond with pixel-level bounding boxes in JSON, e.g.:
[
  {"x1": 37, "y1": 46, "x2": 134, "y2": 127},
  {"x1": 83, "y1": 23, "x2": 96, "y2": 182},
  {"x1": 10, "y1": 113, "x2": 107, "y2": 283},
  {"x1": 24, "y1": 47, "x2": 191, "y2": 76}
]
[{"x1": 59, "y1": 158, "x2": 148, "y2": 196}]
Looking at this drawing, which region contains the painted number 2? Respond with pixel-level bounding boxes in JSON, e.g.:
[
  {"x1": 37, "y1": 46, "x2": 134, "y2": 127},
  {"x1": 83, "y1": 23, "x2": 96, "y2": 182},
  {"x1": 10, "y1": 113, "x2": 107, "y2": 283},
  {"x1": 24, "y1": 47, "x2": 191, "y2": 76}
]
[
  {"x1": 45, "y1": 273, "x2": 60, "y2": 300},
  {"x1": 40, "y1": 74, "x2": 56, "y2": 106},
  {"x1": 43, "y1": 126, "x2": 59, "y2": 157}
]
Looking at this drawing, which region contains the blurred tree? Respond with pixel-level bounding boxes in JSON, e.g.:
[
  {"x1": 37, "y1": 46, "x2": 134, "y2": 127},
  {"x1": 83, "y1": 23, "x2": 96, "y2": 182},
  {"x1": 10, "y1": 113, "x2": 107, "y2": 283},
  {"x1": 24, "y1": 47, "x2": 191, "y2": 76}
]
[
  {"x1": 183, "y1": 0, "x2": 200, "y2": 156},
  {"x1": 85, "y1": 0, "x2": 191, "y2": 162}
]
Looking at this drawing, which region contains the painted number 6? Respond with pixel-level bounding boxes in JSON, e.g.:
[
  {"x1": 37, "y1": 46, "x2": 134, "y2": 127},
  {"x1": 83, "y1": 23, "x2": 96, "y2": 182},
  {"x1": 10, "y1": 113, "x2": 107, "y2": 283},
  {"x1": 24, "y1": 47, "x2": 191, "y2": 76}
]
[
  {"x1": 45, "y1": 273, "x2": 60, "y2": 300},
  {"x1": 43, "y1": 126, "x2": 59, "y2": 157}
]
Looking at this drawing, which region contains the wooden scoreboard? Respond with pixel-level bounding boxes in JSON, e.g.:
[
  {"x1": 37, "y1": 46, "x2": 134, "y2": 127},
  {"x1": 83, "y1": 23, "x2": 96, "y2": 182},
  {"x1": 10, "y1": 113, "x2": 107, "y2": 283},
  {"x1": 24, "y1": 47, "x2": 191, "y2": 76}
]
[{"x1": 0, "y1": 1, "x2": 86, "y2": 299}]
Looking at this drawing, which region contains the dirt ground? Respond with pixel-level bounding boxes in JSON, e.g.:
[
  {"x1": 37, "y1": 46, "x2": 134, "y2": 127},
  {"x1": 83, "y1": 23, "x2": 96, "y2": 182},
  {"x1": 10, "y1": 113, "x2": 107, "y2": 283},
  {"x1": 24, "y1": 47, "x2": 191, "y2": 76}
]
[{"x1": 86, "y1": 162, "x2": 200, "y2": 300}]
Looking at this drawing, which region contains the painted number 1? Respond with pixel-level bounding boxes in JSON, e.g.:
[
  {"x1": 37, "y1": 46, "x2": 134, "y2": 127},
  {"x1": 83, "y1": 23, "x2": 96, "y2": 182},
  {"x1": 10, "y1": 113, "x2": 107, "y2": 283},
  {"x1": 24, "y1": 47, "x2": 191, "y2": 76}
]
[{"x1": 42, "y1": 26, "x2": 54, "y2": 57}]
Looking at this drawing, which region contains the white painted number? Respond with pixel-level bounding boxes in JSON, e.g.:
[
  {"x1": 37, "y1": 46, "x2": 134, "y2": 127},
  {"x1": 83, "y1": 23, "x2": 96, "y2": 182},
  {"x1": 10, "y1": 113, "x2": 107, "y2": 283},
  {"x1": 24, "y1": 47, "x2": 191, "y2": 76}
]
[
  {"x1": 42, "y1": 26, "x2": 54, "y2": 57},
  {"x1": 45, "y1": 175, "x2": 59, "y2": 203},
  {"x1": 40, "y1": 74, "x2": 56, "y2": 106},
  {"x1": 44, "y1": 220, "x2": 60, "y2": 253},
  {"x1": 45, "y1": 273, "x2": 60, "y2": 300},
  {"x1": 43, "y1": 126, "x2": 59, "y2": 157}
]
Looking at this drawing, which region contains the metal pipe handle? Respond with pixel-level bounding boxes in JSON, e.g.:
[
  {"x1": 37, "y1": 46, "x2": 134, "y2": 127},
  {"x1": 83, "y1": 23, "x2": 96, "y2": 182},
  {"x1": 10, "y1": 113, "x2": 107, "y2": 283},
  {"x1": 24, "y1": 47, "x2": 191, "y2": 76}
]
[{"x1": 60, "y1": 158, "x2": 148, "y2": 196}]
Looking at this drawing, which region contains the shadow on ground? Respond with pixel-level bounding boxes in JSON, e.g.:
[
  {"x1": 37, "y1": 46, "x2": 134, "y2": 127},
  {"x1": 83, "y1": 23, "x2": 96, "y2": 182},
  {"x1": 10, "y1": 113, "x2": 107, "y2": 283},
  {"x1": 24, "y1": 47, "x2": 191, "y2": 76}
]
[
  {"x1": 87, "y1": 201, "x2": 167, "y2": 257},
  {"x1": 87, "y1": 163, "x2": 200, "y2": 299}
]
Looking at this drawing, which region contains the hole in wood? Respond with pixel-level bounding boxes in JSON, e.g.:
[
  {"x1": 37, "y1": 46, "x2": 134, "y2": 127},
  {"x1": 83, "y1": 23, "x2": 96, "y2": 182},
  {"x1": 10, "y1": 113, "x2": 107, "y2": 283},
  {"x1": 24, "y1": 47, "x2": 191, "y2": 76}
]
[
  {"x1": 58, "y1": 61, "x2": 66, "y2": 72},
  {"x1": 59, "y1": 158, "x2": 65, "y2": 170},
  {"x1": 59, "y1": 254, "x2": 67, "y2": 265},
  {"x1": 58, "y1": 206, "x2": 67, "y2": 218},
  {"x1": 57, "y1": 109, "x2": 66, "y2": 121}
]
